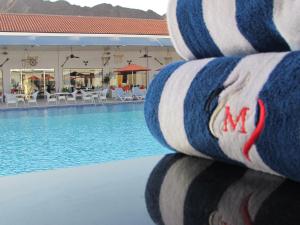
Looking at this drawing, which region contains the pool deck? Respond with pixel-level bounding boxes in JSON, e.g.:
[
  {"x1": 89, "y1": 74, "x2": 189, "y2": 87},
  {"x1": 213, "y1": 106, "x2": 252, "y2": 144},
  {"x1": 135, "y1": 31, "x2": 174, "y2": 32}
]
[
  {"x1": 0, "y1": 99, "x2": 144, "y2": 111},
  {"x1": 0, "y1": 156, "x2": 161, "y2": 225}
]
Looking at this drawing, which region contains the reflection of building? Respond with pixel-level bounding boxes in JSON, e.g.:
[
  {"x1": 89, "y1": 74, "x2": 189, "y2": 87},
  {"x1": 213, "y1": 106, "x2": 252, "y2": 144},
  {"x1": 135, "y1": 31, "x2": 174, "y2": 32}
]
[
  {"x1": 0, "y1": 13, "x2": 180, "y2": 95},
  {"x1": 63, "y1": 68, "x2": 103, "y2": 92}
]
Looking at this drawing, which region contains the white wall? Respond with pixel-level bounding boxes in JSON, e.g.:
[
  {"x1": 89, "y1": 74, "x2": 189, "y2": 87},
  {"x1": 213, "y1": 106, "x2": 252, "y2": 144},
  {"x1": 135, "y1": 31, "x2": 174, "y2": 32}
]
[{"x1": 0, "y1": 46, "x2": 181, "y2": 93}]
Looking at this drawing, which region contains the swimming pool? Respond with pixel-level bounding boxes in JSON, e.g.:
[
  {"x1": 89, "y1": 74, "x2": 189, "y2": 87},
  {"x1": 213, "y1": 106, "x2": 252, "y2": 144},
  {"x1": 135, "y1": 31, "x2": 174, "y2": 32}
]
[{"x1": 0, "y1": 103, "x2": 169, "y2": 176}]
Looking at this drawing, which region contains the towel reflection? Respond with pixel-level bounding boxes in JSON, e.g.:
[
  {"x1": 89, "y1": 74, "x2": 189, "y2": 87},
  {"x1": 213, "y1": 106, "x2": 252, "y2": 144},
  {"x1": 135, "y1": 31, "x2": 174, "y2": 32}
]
[{"x1": 145, "y1": 154, "x2": 300, "y2": 225}]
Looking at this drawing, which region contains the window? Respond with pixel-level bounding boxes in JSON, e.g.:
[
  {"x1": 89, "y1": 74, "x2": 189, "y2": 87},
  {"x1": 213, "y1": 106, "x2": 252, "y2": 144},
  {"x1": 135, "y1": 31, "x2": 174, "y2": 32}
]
[
  {"x1": 10, "y1": 69, "x2": 55, "y2": 96},
  {"x1": 63, "y1": 68, "x2": 103, "y2": 91}
]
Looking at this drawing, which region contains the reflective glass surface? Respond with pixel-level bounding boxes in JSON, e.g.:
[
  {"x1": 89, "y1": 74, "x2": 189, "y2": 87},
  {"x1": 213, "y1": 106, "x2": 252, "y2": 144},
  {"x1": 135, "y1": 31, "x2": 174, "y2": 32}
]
[{"x1": 0, "y1": 154, "x2": 299, "y2": 225}]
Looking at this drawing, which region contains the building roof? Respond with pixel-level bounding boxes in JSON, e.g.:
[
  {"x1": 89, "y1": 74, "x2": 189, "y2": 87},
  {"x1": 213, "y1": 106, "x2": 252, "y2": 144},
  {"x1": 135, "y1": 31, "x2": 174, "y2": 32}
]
[{"x1": 0, "y1": 13, "x2": 169, "y2": 36}]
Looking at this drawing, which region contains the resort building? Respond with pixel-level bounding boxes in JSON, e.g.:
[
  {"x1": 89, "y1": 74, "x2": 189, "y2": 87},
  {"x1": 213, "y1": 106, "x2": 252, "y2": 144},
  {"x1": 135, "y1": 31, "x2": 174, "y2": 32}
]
[{"x1": 0, "y1": 13, "x2": 179, "y2": 96}]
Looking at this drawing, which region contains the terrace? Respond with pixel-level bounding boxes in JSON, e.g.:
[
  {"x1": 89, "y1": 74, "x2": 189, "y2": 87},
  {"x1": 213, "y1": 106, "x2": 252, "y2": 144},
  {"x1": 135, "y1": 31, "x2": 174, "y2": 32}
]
[{"x1": 1, "y1": 86, "x2": 146, "y2": 110}]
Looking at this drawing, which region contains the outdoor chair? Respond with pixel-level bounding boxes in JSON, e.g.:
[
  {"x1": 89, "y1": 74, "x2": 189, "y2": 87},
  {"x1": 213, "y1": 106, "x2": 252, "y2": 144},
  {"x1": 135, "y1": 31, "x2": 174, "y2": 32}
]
[
  {"x1": 91, "y1": 91, "x2": 100, "y2": 103},
  {"x1": 57, "y1": 94, "x2": 66, "y2": 104},
  {"x1": 27, "y1": 91, "x2": 39, "y2": 105},
  {"x1": 16, "y1": 97, "x2": 25, "y2": 105},
  {"x1": 81, "y1": 90, "x2": 93, "y2": 103},
  {"x1": 111, "y1": 89, "x2": 117, "y2": 99},
  {"x1": 100, "y1": 89, "x2": 109, "y2": 102},
  {"x1": 132, "y1": 87, "x2": 146, "y2": 100},
  {"x1": 66, "y1": 90, "x2": 77, "y2": 103},
  {"x1": 116, "y1": 88, "x2": 133, "y2": 101},
  {"x1": 5, "y1": 93, "x2": 17, "y2": 107},
  {"x1": 45, "y1": 92, "x2": 57, "y2": 105}
]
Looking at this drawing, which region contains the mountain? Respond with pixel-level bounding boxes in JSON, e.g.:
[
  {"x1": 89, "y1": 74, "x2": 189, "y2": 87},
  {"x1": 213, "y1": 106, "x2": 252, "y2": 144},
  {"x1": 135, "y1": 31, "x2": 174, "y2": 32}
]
[{"x1": 0, "y1": 0, "x2": 164, "y2": 19}]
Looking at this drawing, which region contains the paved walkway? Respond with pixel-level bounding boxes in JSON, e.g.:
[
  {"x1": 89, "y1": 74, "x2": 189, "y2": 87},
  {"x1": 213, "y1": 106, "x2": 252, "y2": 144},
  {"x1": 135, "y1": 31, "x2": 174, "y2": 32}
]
[{"x1": 0, "y1": 99, "x2": 144, "y2": 111}]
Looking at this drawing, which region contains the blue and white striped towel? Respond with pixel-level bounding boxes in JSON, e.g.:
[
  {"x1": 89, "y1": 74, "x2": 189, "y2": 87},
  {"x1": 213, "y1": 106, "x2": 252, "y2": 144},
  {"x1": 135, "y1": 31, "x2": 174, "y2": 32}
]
[
  {"x1": 168, "y1": 0, "x2": 300, "y2": 60},
  {"x1": 144, "y1": 52, "x2": 300, "y2": 181}
]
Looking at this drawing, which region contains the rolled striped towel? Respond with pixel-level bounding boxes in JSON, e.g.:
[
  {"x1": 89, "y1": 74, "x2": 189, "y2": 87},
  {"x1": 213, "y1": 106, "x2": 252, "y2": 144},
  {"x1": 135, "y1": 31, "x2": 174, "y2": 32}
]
[
  {"x1": 145, "y1": 154, "x2": 300, "y2": 225},
  {"x1": 168, "y1": 0, "x2": 300, "y2": 60},
  {"x1": 144, "y1": 52, "x2": 300, "y2": 181}
]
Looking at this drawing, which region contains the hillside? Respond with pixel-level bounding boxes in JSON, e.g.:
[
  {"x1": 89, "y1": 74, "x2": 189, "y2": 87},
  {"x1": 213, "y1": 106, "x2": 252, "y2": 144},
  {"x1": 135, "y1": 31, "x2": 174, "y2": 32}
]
[{"x1": 0, "y1": 0, "x2": 164, "y2": 19}]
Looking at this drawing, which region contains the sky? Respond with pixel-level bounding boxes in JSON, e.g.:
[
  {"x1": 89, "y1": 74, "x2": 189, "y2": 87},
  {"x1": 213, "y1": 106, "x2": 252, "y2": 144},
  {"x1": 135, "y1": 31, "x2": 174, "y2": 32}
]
[{"x1": 49, "y1": 0, "x2": 168, "y2": 15}]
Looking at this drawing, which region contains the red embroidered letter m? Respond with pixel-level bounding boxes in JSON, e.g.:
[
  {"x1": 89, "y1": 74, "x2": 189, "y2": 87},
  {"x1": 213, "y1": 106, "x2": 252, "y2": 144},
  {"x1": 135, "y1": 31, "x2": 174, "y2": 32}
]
[{"x1": 223, "y1": 106, "x2": 250, "y2": 134}]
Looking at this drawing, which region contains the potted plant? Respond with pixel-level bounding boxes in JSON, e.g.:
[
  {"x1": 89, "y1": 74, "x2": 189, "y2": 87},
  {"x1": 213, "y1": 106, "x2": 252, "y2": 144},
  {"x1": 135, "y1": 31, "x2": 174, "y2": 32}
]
[{"x1": 61, "y1": 87, "x2": 70, "y2": 93}]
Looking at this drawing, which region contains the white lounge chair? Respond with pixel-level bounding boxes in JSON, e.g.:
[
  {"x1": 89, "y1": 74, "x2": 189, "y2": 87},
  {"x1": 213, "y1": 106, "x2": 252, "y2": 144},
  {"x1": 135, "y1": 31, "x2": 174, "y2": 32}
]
[
  {"x1": 116, "y1": 88, "x2": 133, "y2": 101},
  {"x1": 5, "y1": 93, "x2": 17, "y2": 107},
  {"x1": 132, "y1": 87, "x2": 146, "y2": 100},
  {"x1": 66, "y1": 90, "x2": 77, "y2": 103},
  {"x1": 27, "y1": 91, "x2": 39, "y2": 105},
  {"x1": 81, "y1": 90, "x2": 92, "y2": 103},
  {"x1": 45, "y1": 91, "x2": 57, "y2": 105}
]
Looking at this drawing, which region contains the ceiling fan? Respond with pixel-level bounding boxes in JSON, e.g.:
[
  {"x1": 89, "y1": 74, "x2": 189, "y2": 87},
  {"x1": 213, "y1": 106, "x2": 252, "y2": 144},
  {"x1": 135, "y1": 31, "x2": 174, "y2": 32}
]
[
  {"x1": 140, "y1": 53, "x2": 164, "y2": 66},
  {"x1": 1, "y1": 47, "x2": 8, "y2": 56},
  {"x1": 69, "y1": 53, "x2": 80, "y2": 59},
  {"x1": 139, "y1": 53, "x2": 153, "y2": 58},
  {"x1": 61, "y1": 47, "x2": 80, "y2": 67},
  {"x1": 0, "y1": 58, "x2": 9, "y2": 67},
  {"x1": 154, "y1": 57, "x2": 164, "y2": 65},
  {"x1": 139, "y1": 48, "x2": 164, "y2": 66},
  {"x1": 139, "y1": 47, "x2": 153, "y2": 59},
  {"x1": 102, "y1": 56, "x2": 111, "y2": 66}
]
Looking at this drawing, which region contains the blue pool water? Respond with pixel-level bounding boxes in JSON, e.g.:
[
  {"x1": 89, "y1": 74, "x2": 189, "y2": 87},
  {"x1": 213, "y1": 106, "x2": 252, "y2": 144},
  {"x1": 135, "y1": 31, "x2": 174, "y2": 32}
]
[{"x1": 0, "y1": 103, "x2": 169, "y2": 176}]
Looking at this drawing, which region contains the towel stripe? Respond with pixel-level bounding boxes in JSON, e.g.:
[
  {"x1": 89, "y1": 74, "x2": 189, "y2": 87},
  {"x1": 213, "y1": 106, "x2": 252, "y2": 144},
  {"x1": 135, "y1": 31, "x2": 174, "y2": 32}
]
[
  {"x1": 257, "y1": 51, "x2": 300, "y2": 180},
  {"x1": 167, "y1": 0, "x2": 195, "y2": 60},
  {"x1": 236, "y1": 0, "x2": 290, "y2": 52},
  {"x1": 202, "y1": 0, "x2": 256, "y2": 56},
  {"x1": 211, "y1": 52, "x2": 287, "y2": 175},
  {"x1": 159, "y1": 157, "x2": 212, "y2": 225},
  {"x1": 176, "y1": 0, "x2": 222, "y2": 59},
  {"x1": 145, "y1": 154, "x2": 185, "y2": 225},
  {"x1": 144, "y1": 61, "x2": 185, "y2": 150},
  {"x1": 158, "y1": 59, "x2": 212, "y2": 158},
  {"x1": 184, "y1": 162, "x2": 247, "y2": 225},
  {"x1": 167, "y1": 0, "x2": 299, "y2": 59},
  {"x1": 184, "y1": 57, "x2": 241, "y2": 162},
  {"x1": 273, "y1": 0, "x2": 300, "y2": 50}
]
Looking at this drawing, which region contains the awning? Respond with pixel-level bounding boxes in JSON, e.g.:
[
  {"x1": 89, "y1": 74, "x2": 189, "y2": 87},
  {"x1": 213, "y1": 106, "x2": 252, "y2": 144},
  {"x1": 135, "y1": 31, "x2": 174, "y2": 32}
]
[{"x1": 0, "y1": 35, "x2": 173, "y2": 47}]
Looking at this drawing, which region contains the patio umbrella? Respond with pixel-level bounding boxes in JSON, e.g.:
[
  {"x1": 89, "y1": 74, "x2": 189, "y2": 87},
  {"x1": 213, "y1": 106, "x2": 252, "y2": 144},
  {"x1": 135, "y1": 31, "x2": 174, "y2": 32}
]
[
  {"x1": 45, "y1": 74, "x2": 55, "y2": 80},
  {"x1": 28, "y1": 75, "x2": 40, "y2": 81},
  {"x1": 115, "y1": 64, "x2": 150, "y2": 88}
]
